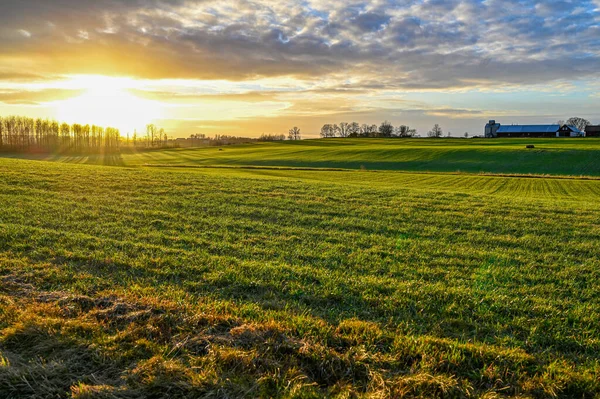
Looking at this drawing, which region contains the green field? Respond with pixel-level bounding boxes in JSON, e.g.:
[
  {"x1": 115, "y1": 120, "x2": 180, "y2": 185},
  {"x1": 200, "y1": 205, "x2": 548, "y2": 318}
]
[
  {"x1": 10, "y1": 138, "x2": 600, "y2": 176},
  {"x1": 1, "y1": 141, "x2": 600, "y2": 398}
]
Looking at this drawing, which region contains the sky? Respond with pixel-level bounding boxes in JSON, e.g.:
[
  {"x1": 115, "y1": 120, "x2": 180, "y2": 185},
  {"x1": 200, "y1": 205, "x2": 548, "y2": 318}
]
[{"x1": 0, "y1": 0, "x2": 599, "y2": 138}]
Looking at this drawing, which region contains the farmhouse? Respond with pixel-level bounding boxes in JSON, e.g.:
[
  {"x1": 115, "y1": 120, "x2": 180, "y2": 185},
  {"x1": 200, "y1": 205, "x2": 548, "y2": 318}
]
[
  {"x1": 484, "y1": 121, "x2": 584, "y2": 138},
  {"x1": 585, "y1": 125, "x2": 600, "y2": 137}
]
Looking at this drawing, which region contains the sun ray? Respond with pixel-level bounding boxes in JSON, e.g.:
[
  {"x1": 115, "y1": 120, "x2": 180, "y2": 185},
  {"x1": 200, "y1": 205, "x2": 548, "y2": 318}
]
[{"x1": 53, "y1": 75, "x2": 163, "y2": 134}]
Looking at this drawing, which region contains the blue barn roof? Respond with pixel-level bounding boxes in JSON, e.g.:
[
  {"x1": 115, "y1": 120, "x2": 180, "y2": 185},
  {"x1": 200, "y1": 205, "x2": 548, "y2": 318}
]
[
  {"x1": 566, "y1": 125, "x2": 584, "y2": 135},
  {"x1": 497, "y1": 125, "x2": 561, "y2": 133}
]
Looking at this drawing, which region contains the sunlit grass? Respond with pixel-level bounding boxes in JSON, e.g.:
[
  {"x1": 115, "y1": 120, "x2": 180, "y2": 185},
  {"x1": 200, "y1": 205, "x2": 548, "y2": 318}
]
[
  {"x1": 13, "y1": 138, "x2": 600, "y2": 176},
  {"x1": 0, "y1": 158, "x2": 599, "y2": 397}
]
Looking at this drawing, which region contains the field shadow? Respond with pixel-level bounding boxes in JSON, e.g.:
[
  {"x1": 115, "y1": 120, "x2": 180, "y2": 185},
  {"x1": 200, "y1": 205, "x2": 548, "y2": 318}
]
[
  {"x1": 99, "y1": 153, "x2": 125, "y2": 166},
  {"x1": 0, "y1": 150, "x2": 126, "y2": 166}
]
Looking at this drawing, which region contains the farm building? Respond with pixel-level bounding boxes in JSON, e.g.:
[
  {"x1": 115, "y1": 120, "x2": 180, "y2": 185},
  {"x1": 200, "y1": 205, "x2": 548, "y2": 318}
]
[
  {"x1": 484, "y1": 121, "x2": 584, "y2": 138},
  {"x1": 585, "y1": 125, "x2": 600, "y2": 137}
]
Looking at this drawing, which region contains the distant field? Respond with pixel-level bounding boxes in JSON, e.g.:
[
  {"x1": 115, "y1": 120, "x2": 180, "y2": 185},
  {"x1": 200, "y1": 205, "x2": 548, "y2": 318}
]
[
  {"x1": 10, "y1": 138, "x2": 600, "y2": 176},
  {"x1": 1, "y1": 158, "x2": 599, "y2": 398}
]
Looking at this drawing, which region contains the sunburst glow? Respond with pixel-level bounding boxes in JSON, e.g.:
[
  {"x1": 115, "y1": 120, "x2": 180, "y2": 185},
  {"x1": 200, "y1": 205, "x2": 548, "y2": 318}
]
[{"x1": 54, "y1": 76, "x2": 163, "y2": 134}]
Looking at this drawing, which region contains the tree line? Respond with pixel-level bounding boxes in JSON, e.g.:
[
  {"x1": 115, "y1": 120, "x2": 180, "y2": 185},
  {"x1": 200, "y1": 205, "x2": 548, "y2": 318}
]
[
  {"x1": 0, "y1": 116, "x2": 121, "y2": 152},
  {"x1": 142, "y1": 124, "x2": 167, "y2": 148},
  {"x1": 258, "y1": 133, "x2": 286, "y2": 142},
  {"x1": 320, "y1": 121, "x2": 417, "y2": 138}
]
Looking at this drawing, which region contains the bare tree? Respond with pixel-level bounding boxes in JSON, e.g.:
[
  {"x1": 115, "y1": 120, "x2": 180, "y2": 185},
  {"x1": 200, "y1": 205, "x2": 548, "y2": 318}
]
[
  {"x1": 35, "y1": 118, "x2": 42, "y2": 147},
  {"x1": 7, "y1": 117, "x2": 16, "y2": 147},
  {"x1": 320, "y1": 124, "x2": 336, "y2": 138},
  {"x1": 146, "y1": 124, "x2": 157, "y2": 147},
  {"x1": 359, "y1": 124, "x2": 378, "y2": 137},
  {"x1": 60, "y1": 123, "x2": 70, "y2": 146},
  {"x1": 159, "y1": 128, "x2": 166, "y2": 146},
  {"x1": 369, "y1": 124, "x2": 378, "y2": 136},
  {"x1": 378, "y1": 121, "x2": 394, "y2": 137},
  {"x1": 259, "y1": 134, "x2": 286, "y2": 141},
  {"x1": 83, "y1": 124, "x2": 90, "y2": 149},
  {"x1": 428, "y1": 124, "x2": 443, "y2": 138},
  {"x1": 51, "y1": 121, "x2": 59, "y2": 148},
  {"x1": 332, "y1": 124, "x2": 341, "y2": 137},
  {"x1": 566, "y1": 117, "x2": 591, "y2": 132},
  {"x1": 360, "y1": 124, "x2": 370, "y2": 137},
  {"x1": 288, "y1": 126, "x2": 301, "y2": 140},
  {"x1": 97, "y1": 127, "x2": 105, "y2": 148},
  {"x1": 338, "y1": 122, "x2": 349, "y2": 138},
  {"x1": 394, "y1": 125, "x2": 416, "y2": 138},
  {"x1": 348, "y1": 122, "x2": 360, "y2": 137}
]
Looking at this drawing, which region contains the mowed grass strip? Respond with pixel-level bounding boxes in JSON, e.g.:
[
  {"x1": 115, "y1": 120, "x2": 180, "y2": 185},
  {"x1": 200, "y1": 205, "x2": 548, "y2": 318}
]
[{"x1": 0, "y1": 158, "x2": 599, "y2": 398}]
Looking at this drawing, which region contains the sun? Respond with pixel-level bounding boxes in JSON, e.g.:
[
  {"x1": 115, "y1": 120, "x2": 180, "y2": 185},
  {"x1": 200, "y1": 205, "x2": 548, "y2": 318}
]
[{"x1": 55, "y1": 75, "x2": 163, "y2": 134}]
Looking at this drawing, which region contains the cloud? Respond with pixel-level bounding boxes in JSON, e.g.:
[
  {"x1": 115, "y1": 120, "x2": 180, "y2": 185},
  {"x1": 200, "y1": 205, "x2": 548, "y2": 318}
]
[
  {"x1": 425, "y1": 108, "x2": 484, "y2": 118},
  {"x1": 0, "y1": 89, "x2": 85, "y2": 105},
  {"x1": 1, "y1": 0, "x2": 600, "y2": 138},
  {"x1": 0, "y1": 0, "x2": 598, "y2": 89},
  {"x1": 130, "y1": 89, "x2": 278, "y2": 103},
  {"x1": 352, "y1": 12, "x2": 391, "y2": 32},
  {"x1": 0, "y1": 71, "x2": 54, "y2": 82}
]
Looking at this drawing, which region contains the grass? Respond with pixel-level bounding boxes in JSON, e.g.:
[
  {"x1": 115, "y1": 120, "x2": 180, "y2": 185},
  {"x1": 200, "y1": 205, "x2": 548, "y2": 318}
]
[
  {"x1": 0, "y1": 153, "x2": 599, "y2": 398},
  {"x1": 8, "y1": 138, "x2": 600, "y2": 176}
]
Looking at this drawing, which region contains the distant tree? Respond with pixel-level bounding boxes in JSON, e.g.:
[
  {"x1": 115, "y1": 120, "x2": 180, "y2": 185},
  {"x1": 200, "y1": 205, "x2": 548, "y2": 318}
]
[
  {"x1": 320, "y1": 124, "x2": 328, "y2": 138},
  {"x1": 338, "y1": 122, "x2": 349, "y2": 138},
  {"x1": 83, "y1": 124, "x2": 91, "y2": 149},
  {"x1": 288, "y1": 126, "x2": 301, "y2": 140},
  {"x1": 260, "y1": 133, "x2": 286, "y2": 141},
  {"x1": 35, "y1": 118, "x2": 43, "y2": 146},
  {"x1": 347, "y1": 122, "x2": 360, "y2": 137},
  {"x1": 464, "y1": 132, "x2": 469, "y2": 138},
  {"x1": 360, "y1": 124, "x2": 370, "y2": 137},
  {"x1": 332, "y1": 124, "x2": 341, "y2": 137},
  {"x1": 320, "y1": 124, "x2": 335, "y2": 138},
  {"x1": 556, "y1": 120, "x2": 565, "y2": 126},
  {"x1": 50, "y1": 121, "x2": 59, "y2": 148},
  {"x1": 72, "y1": 124, "x2": 83, "y2": 150},
  {"x1": 60, "y1": 123, "x2": 71, "y2": 146},
  {"x1": 394, "y1": 125, "x2": 416, "y2": 138},
  {"x1": 378, "y1": 121, "x2": 394, "y2": 137},
  {"x1": 566, "y1": 117, "x2": 591, "y2": 132},
  {"x1": 146, "y1": 124, "x2": 157, "y2": 147},
  {"x1": 6, "y1": 116, "x2": 16, "y2": 147},
  {"x1": 91, "y1": 125, "x2": 98, "y2": 148},
  {"x1": 97, "y1": 127, "x2": 105, "y2": 148},
  {"x1": 146, "y1": 124, "x2": 152, "y2": 146},
  {"x1": 358, "y1": 124, "x2": 376, "y2": 137},
  {"x1": 428, "y1": 124, "x2": 443, "y2": 138},
  {"x1": 115, "y1": 128, "x2": 121, "y2": 148}
]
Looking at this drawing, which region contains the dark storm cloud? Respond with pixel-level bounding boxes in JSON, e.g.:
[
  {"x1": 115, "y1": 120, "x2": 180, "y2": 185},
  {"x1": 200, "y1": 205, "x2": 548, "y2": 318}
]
[{"x1": 0, "y1": 0, "x2": 599, "y2": 89}]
